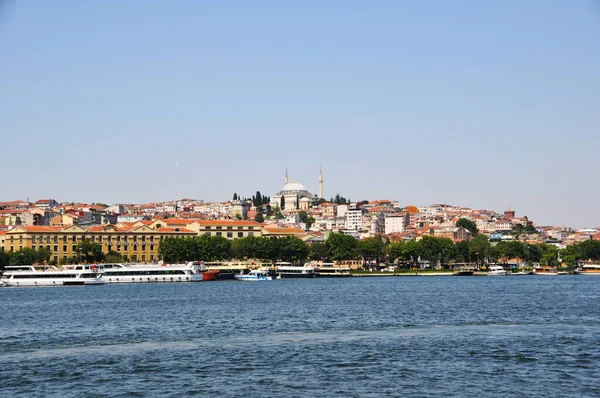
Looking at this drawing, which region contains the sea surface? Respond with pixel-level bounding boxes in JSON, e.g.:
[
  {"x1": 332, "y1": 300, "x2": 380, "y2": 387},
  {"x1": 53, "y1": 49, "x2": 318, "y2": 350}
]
[{"x1": 1, "y1": 276, "x2": 599, "y2": 397}]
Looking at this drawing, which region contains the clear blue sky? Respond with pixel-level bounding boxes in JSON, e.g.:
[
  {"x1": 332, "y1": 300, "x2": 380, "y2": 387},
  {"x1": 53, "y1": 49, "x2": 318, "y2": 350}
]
[{"x1": 1, "y1": 1, "x2": 599, "y2": 228}]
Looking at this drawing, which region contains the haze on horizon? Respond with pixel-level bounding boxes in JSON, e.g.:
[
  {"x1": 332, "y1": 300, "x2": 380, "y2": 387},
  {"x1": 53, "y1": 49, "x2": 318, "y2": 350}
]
[{"x1": 1, "y1": 1, "x2": 598, "y2": 229}]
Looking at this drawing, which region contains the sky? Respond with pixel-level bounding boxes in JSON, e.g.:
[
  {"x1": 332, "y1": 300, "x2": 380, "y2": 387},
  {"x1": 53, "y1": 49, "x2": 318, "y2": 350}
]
[{"x1": 1, "y1": 1, "x2": 599, "y2": 228}]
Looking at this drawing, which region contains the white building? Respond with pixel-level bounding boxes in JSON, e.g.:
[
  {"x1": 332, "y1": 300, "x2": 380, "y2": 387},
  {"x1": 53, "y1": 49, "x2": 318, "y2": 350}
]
[
  {"x1": 385, "y1": 214, "x2": 408, "y2": 235},
  {"x1": 345, "y1": 205, "x2": 364, "y2": 231}
]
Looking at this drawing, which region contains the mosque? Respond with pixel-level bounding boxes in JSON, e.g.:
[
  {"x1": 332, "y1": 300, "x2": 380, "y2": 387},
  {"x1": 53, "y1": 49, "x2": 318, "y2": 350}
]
[{"x1": 270, "y1": 168, "x2": 323, "y2": 211}]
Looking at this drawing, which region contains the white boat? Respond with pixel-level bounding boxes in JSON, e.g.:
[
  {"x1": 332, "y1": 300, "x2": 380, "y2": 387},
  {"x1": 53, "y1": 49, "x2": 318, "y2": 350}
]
[
  {"x1": 487, "y1": 265, "x2": 507, "y2": 276},
  {"x1": 315, "y1": 263, "x2": 352, "y2": 277},
  {"x1": 275, "y1": 262, "x2": 316, "y2": 279},
  {"x1": 101, "y1": 261, "x2": 217, "y2": 283},
  {"x1": 234, "y1": 269, "x2": 272, "y2": 281},
  {"x1": 575, "y1": 264, "x2": 600, "y2": 276},
  {"x1": 530, "y1": 266, "x2": 558, "y2": 276},
  {"x1": 1, "y1": 264, "x2": 104, "y2": 287}
]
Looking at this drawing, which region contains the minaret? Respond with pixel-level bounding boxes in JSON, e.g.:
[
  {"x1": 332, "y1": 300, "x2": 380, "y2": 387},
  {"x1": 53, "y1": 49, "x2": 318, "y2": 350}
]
[
  {"x1": 319, "y1": 166, "x2": 323, "y2": 199},
  {"x1": 285, "y1": 167, "x2": 289, "y2": 184}
]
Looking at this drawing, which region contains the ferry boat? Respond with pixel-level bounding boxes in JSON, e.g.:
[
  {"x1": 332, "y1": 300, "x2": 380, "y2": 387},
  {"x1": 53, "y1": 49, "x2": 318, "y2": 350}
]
[
  {"x1": 314, "y1": 263, "x2": 352, "y2": 277},
  {"x1": 101, "y1": 261, "x2": 218, "y2": 283},
  {"x1": 575, "y1": 264, "x2": 600, "y2": 276},
  {"x1": 487, "y1": 265, "x2": 507, "y2": 276},
  {"x1": 530, "y1": 266, "x2": 558, "y2": 276},
  {"x1": 275, "y1": 262, "x2": 316, "y2": 279},
  {"x1": 1, "y1": 264, "x2": 104, "y2": 287},
  {"x1": 234, "y1": 269, "x2": 272, "y2": 281}
]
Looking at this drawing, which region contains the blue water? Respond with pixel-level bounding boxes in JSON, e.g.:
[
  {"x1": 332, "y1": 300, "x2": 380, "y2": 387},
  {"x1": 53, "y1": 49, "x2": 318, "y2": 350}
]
[{"x1": 1, "y1": 276, "x2": 599, "y2": 397}]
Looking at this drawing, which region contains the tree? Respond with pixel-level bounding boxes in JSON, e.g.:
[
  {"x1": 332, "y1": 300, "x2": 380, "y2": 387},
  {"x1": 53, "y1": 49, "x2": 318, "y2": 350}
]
[
  {"x1": 525, "y1": 244, "x2": 543, "y2": 263},
  {"x1": 326, "y1": 233, "x2": 358, "y2": 261},
  {"x1": 469, "y1": 234, "x2": 490, "y2": 266},
  {"x1": 403, "y1": 240, "x2": 423, "y2": 267},
  {"x1": 235, "y1": 214, "x2": 242, "y2": 220},
  {"x1": 277, "y1": 236, "x2": 309, "y2": 263},
  {"x1": 280, "y1": 196, "x2": 285, "y2": 210},
  {"x1": 274, "y1": 208, "x2": 284, "y2": 220},
  {"x1": 0, "y1": 248, "x2": 10, "y2": 270},
  {"x1": 524, "y1": 224, "x2": 538, "y2": 234},
  {"x1": 298, "y1": 211, "x2": 315, "y2": 229},
  {"x1": 453, "y1": 240, "x2": 471, "y2": 263},
  {"x1": 233, "y1": 193, "x2": 238, "y2": 201},
  {"x1": 254, "y1": 213, "x2": 265, "y2": 223},
  {"x1": 308, "y1": 242, "x2": 328, "y2": 261},
  {"x1": 358, "y1": 237, "x2": 386, "y2": 265},
  {"x1": 456, "y1": 218, "x2": 479, "y2": 236},
  {"x1": 105, "y1": 250, "x2": 123, "y2": 263},
  {"x1": 386, "y1": 241, "x2": 406, "y2": 264},
  {"x1": 36, "y1": 246, "x2": 52, "y2": 264},
  {"x1": 579, "y1": 239, "x2": 600, "y2": 261},
  {"x1": 76, "y1": 239, "x2": 105, "y2": 263}
]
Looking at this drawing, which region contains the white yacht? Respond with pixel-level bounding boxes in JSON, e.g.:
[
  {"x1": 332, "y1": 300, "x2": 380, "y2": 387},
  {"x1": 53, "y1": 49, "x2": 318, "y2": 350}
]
[
  {"x1": 100, "y1": 261, "x2": 217, "y2": 283},
  {"x1": 234, "y1": 269, "x2": 272, "y2": 281},
  {"x1": 1, "y1": 264, "x2": 104, "y2": 287},
  {"x1": 487, "y1": 265, "x2": 507, "y2": 276},
  {"x1": 275, "y1": 262, "x2": 316, "y2": 279}
]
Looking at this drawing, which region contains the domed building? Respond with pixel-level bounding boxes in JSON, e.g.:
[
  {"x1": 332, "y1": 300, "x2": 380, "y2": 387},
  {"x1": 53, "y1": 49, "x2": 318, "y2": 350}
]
[{"x1": 270, "y1": 169, "x2": 322, "y2": 211}]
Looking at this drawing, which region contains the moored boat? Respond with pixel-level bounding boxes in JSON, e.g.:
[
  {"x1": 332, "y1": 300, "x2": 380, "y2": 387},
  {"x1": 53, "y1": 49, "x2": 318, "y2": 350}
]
[
  {"x1": 530, "y1": 266, "x2": 558, "y2": 276},
  {"x1": 234, "y1": 269, "x2": 272, "y2": 281},
  {"x1": 101, "y1": 261, "x2": 218, "y2": 283},
  {"x1": 315, "y1": 263, "x2": 352, "y2": 277},
  {"x1": 487, "y1": 265, "x2": 507, "y2": 276},
  {"x1": 275, "y1": 262, "x2": 316, "y2": 279},
  {"x1": 1, "y1": 264, "x2": 104, "y2": 287},
  {"x1": 575, "y1": 264, "x2": 600, "y2": 275}
]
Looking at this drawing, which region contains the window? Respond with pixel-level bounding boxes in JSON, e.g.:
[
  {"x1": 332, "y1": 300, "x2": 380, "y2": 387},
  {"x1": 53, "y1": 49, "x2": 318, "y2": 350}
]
[
  {"x1": 32, "y1": 245, "x2": 36, "y2": 250},
  {"x1": 72, "y1": 236, "x2": 76, "y2": 242},
  {"x1": 54, "y1": 236, "x2": 58, "y2": 243},
  {"x1": 248, "y1": 232, "x2": 254, "y2": 237},
  {"x1": 238, "y1": 232, "x2": 243, "y2": 238},
  {"x1": 46, "y1": 236, "x2": 51, "y2": 244},
  {"x1": 63, "y1": 236, "x2": 67, "y2": 243},
  {"x1": 227, "y1": 232, "x2": 233, "y2": 238},
  {"x1": 63, "y1": 245, "x2": 67, "y2": 252},
  {"x1": 72, "y1": 245, "x2": 76, "y2": 252},
  {"x1": 216, "y1": 232, "x2": 222, "y2": 237},
  {"x1": 216, "y1": 226, "x2": 222, "y2": 230},
  {"x1": 227, "y1": 226, "x2": 232, "y2": 230},
  {"x1": 133, "y1": 236, "x2": 137, "y2": 242},
  {"x1": 134, "y1": 244, "x2": 138, "y2": 251},
  {"x1": 32, "y1": 236, "x2": 36, "y2": 243},
  {"x1": 54, "y1": 245, "x2": 58, "y2": 252},
  {"x1": 141, "y1": 236, "x2": 146, "y2": 242},
  {"x1": 142, "y1": 245, "x2": 146, "y2": 251},
  {"x1": 238, "y1": 226, "x2": 243, "y2": 230},
  {"x1": 124, "y1": 236, "x2": 128, "y2": 242}
]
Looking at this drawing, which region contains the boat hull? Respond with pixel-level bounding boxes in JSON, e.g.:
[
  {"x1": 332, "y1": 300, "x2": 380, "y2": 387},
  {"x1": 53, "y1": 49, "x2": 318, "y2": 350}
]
[
  {"x1": 278, "y1": 273, "x2": 315, "y2": 279},
  {"x1": 2, "y1": 278, "x2": 104, "y2": 287}
]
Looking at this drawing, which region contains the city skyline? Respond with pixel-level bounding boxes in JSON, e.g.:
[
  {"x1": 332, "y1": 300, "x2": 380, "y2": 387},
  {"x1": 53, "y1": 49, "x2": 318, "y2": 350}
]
[{"x1": 1, "y1": 1, "x2": 599, "y2": 228}]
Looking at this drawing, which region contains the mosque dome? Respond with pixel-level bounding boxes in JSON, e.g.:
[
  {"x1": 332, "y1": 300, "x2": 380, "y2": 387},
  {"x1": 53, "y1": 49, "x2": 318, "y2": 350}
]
[
  {"x1": 282, "y1": 181, "x2": 306, "y2": 192},
  {"x1": 300, "y1": 197, "x2": 311, "y2": 202}
]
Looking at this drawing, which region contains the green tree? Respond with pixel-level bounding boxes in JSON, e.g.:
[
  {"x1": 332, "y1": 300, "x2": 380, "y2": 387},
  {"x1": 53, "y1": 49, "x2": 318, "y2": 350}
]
[
  {"x1": 277, "y1": 236, "x2": 309, "y2": 263},
  {"x1": 274, "y1": 208, "x2": 284, "y2": 220},
  {"x1": 456, "y1": 218, "x2": 479, "y2": 236},
  {"x1": 0, "y1": 248, "x2": 10, "y2": 270},
  {"x1": 403, "y1": 240, "x2": 423, "y2": 267},
  {"x1": 105, "y1": 250, "x2": 123, "y2": 263},
  {"x1": 308, "y1": 242, "x2": 328, "y2": 261},
  {"x1": 358, "y1": 237, "x2": 386, "y2": 265},
  {"x1": 280, "y1": 196, "x2": 285, "y2": 210},
  {"x1": 469, "y1": 234, "x2": 490, "y2": 266},
  {"x1": 454, "y1": 240, "x2": 471, "y2": 263},
  {"x1": 579, "y1": 239, "x2": 600, "y2": 261},
  {"x1": 254, "y1": 213, "x2": 265, "y2": 223},
  {"x1": 9, "y1": 248, "x2": 37, "y2": 266},
  {"x1": 36, "y1": 246, "x2": 52, "y2": 264},
  {"x1": 386, "y1": 241, "x2": 405, "y2": 264},
  {"x1": 298, "y1": 211, "x2": 315, "y2": 229},
  {"x1": 524, "y1": 224, "x2": 538, "y2": 234},
  {"x1": 325, "y1": 233, "x2": 358, "y2": 261},
  {"x1": 525, "y1": 244, "x2": 543, "y2": 263},
  {"x1": 76, "y1": 239, "x2": 105, "y2": 263}
]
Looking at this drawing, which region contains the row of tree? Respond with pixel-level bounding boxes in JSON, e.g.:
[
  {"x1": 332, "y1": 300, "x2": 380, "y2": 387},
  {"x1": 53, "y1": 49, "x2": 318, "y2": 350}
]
[{"x1": 3, "y1": 234, "x2": 600, "y2": 270}]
